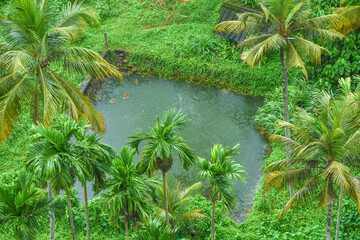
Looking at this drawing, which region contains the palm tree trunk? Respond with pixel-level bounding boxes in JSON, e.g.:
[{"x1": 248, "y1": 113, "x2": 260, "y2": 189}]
[
  {"x1": 162, "y1": 171, "x2": 170, "y2": 225},
  {"x1": 211, "y1": 198, "x2": 215, "y2": 240},
  {"x1": 326, "y1": 201, "x2": 334, "y2": 240},
  {"x1": 47, "y1": 181, "x2": 55, "y2": 240},
  {"x1": 132, "y1": 221, "x2": 137, "y2": 234},
  {"x1": 83, "y1": 184, "x2": 91, "y2": 240},
  {"x1": 124, "y1": 215, "x2": 129, "y2": 239},
  {"x1": 335, "y1": 189, "x2": 343, "y2": 240},
  {"x1": 66, "y1": 192, "x2": 76, "y2": 240},
  {"x1": 280, "y1": 46, "x2": 294, "y2": 197}
]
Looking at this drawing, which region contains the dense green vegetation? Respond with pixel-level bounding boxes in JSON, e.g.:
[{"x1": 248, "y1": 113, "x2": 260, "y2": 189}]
[{"x1": 0, "y1": 0, "x2": 360, "y2": 239}]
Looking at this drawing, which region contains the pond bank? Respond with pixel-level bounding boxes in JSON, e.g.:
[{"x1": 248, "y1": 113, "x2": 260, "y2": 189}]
[{"x1": 81, "y1": 48, "x2": 287, "y2": 100}]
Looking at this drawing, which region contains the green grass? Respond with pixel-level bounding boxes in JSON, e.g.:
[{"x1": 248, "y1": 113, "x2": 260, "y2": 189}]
[{"x1": 74, "y1": 0, "x2": 302, "y2": 96}]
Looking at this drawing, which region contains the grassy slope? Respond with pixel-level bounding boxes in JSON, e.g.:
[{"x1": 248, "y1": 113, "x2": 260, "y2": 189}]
[{"x1": 76, "y1": 0, "x2": 302, "y2": 96}]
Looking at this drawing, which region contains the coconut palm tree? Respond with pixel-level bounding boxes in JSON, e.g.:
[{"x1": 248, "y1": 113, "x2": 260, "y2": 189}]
[
  {"x1": 132, "y1": 217, "x2": 177, "y2": 240},
  {"x1": 73, "y1": 119, "x2": 116, "y2": 240},
  {"x1": 153, "y1": 180, "x2": 207, "y2": 227},
  {"x1": 263, "y1": 88, "x2": 360, "y2": 240},
  {"x1": 0, "y1": 172, "x2": 58, "y2": 240},
  {"x1": 27, "y1": 115, "x2": 88, "y2": 240},
  {"x1": 215, "y1": 0, "x2": 345, "y2": 196},
  {"x1": 197, "y1": 144, "x2": 246, "y2": 240},
  {"x1": 128, "y1": 109, "x2": 195, "y2": 225},
  {"x1": 0, "y1": 0, "x2": 122, "y2": 142},
  {"x1": 102, "y1": 146, "x2": 159, "y2": 239}
]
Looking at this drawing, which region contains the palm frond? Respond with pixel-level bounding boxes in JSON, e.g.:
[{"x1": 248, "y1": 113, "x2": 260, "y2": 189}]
[
  {"x1": 0, "y1": 72, "x2": 32, "y2": 142},
  {"x1": 286, "y1": 39, "x2": 307, "y2": 78},
  {"x1": 291, "y1": 36, "x2": 329, "y2": 65},
  {"x1": 51, "y1": 47, "x2": 123, "y2": 80},
  {"x1": 278, "y1": 175, "x2": 319, "y2": 220},
  {"x1": 56, "y1": 1, "x2": 100, "y2": 29},
  {"x1": 46, "y1": 69, "x2": 105, "y2": 133},
  {"x1": 179, "y1": 209, "x2": 207, "y2": 221},
  {"x1": 335, "y1": 6, "x2": 360, "y2": 34},
  {"x1": 241, "y1": 33, "x2": 286, "y2": 67}
]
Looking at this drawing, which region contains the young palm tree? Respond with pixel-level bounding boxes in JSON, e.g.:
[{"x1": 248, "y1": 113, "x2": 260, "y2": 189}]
[
  {"x1": 197, "y1": 144, "x2": 246, "y2": 240},
  {"x1": 132, "y1": 217, "x2": 177, "y2": 240},
  {"x1": 102, "y1": 146, "x2": 159, "y2": 239},
  {"x1": 153, "y1": 180, "x2": 207, "y2": 227},
  {"x1": 264, "y1": 88, "x2": 360, "y2": 240},
  {"x1": 0, "y1": 172, "x2": 58, "y2": 240},
  {"x1": 73, "y1": 119, "x2": 116, "y2": 240},
  {"x1": 215, "y1": 0, "x2": 345, "y2": 196},
  {"x1": 0, "y1": 0, "x2": 122, "y2": 141},
  {"x1": 128, "y1": 109, "x2": 195, "y2": 225},
  {"x1": 27, "y1": 115, "x2": 88, "y2": 240}
]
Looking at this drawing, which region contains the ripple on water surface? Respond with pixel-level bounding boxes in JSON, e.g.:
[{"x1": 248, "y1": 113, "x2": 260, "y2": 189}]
[{"x1": 80, "y1": 74, "x2": 268, "y2": 222}]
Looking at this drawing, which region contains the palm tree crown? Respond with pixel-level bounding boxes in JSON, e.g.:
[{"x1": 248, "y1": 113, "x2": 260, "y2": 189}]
[
  {"x1": 0, "y1": 0, "x2": 122, "y2": 141},
  {"x1": 128, "y1": 109, "x2": 195, "y2": 176},
  {"x1": 197, "y1": 144, "x2": 246, "y2": 207},
  {"x1": 0, "y1": 172, "x2": 57, "y2": 240},
  {"x1": 216, "y1": 0, "x2": 344, "y2": 77},
  {"x1": 102, "y1": 146, "x2": 159, "y2": 237}
]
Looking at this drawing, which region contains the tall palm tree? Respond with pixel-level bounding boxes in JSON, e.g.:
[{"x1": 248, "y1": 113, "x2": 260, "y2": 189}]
[
  {"x1": 102, "y1": 146, "x2": 159, "y2": 239},
  {"x1": 215, "y1": 0, "x2": 345, "y2": 196},
  {"x1": 73, "y1": 118, "x2": 116, "y2": 240},
  {"x1": 27, "y1": 115, "x2": 88, "y2": 240},
  {"x1": 0, "y1": 0, "x2": 122, "y2": 141},
  {"x1": 263, "y1": 88, "x2": 360, "y2": 240},
  {"x1": 153, "y1": 180, "x2": 207, "y2": 227},
  {"x1": 0, "y1": 172, "x2": 58, "y2": 240},
  {"x1": 197, "y1": 144, "x2": 246, "y2": 240},
  {"x1": 128, "y1": 109, "x2": 195, "y2": 225}
]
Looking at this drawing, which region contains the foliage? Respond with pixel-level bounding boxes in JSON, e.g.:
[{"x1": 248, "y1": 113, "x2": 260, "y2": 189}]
[
  {"x1": 178, "y1": 194, "x2": 242, "y2": 240},
  {"x1": 0, "y1": 172, "x2": 59, "y2": 240},
  {"x1": 132, "y1": 217, "x2": 177, "y2": 240},
  {"x1": 308, "y1": 0, "x2": 360, "y2": 89},
  {"x1": 152, "y1": 179, "x2": 207, "y2": 226},
  {"x1": 216, "y1": 0, "x2": 345, "y2": 79},
  {"x1": 128, "y1": 109, "x2": 195, "y2": 176},
  {"x1": 261, "y1": 79, "x2": 360, "y2": 239},
  {"x1": 74, "y1": 0, "x2": 288, "y2": 97},
  {"x1": 308, "y1": 29, "x2": 360, "y2": 90},
  {"x1": 254, "y1": 83, "x2": 320, "y2": 135},
  {"x1": 26, "y1": 115, "x2": 86, "y2": 194},
  {"x1": 0, "y1": 0, "x2": 123, "y2": 141},
  {"x1": 101, "y1": 146, "x2": 159, "y2": 231},
  {"x1": 183, "y1": 34, "x2": 218, "y2": 60},
  {"x1": 197, "y1": 144, "x2": 246, "y2": 208}
]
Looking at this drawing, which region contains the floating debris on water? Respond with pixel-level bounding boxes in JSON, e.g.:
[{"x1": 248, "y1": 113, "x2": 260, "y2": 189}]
[
  {"x1": 134, "y1": 79, "x2": 139, "y2": 84},
  {"x1": 109, "y1": 98, "x2": 118, "y2": 104},
  {"x1": 123, "y1": 92, "x2": 130, "y2": 99},
  {"x1": 221, "y1": 89, "x2": 230, "y2": 95}
]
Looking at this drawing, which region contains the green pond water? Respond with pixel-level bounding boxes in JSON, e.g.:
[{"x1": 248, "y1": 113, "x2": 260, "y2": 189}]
[{"x1": 74, "y1": 74, "x2": 268, "y2": 222}]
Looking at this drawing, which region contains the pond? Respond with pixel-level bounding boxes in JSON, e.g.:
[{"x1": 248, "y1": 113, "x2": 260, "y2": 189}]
[{"x1": 74, "y1": 73, "x2": 268, "y2": 222}]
